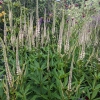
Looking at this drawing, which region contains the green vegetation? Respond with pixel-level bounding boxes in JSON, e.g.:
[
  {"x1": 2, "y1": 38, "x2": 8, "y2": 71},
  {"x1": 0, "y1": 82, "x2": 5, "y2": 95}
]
[{"x1": 0, "y1": 0, "x2": 100, "y2": 100}]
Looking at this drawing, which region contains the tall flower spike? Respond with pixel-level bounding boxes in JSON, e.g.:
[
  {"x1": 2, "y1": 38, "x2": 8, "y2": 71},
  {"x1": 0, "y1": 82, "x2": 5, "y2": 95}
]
[
  {"x1": 36, "y1": 0, "x2": 40, "y2": 37},
  {"x1": 57, "y1": 10, "x2": 64, "y2": 53},
  {"x1": 46, "y1": 28, "x2": 50, "y2": 45},
  {"x1": 44, "y1": 8, "x2": 46, "y2": 37},
  {"x1": 23, "y1": 8, "x2": 28, "y2": 46},
  {"x1": 4, "y1": 14, "x2": 7, "y2": 45},
  {"x1": 8, "y1": 7, "x2": 14, "y2": 46},
  {"x1": 27, "y1": 16, "x2": 32, "y2": 50},
  {"x1": 18, "y1": 29, "x2": 24, "y2": 46},
  {"x1": 79, "y1": 44, "x2": 85, "y2": 60},
  {"x1": 29, "y1": 12, "x2": 34, "y2": 50},
  {"x1": 35, "y1": 0, "x2": 40, "y2": 47},
  {"x1": 67, "y1": 50, "x2": 75, "y2": 91},
  {"x1": 19, "y1": 8, "x2": 24, "y2": 46},
  {"x1": 5, "y1": 76, "x2": 10, "y2": 100},
  {"x1": 16, "y1": 38, "x2": 22, "y2": 75},
  {"x1": 52, "y1": 2, "x2": 56, "y2": 35},
  {"x1": 8, "y1": 8, "x2": 12, "y2": 29},
  {"x1": 64, "y1": 22, "x2": 70, "y2": 53},
  {"x1": 0, "y1": 38, "x2": 13, "y2": 88},
  {"x1": 23, "y1": 7, "x2": 27, "y2": 35},
  {"x1": 10, "y1": 29, "x2": 16, "y2": 47},
  {"x1": 30, "y1": 13, "x2": 34, "y2": 47},
  {"x1": 64, "y1": 38, "x2": 69, "y2": 53}
]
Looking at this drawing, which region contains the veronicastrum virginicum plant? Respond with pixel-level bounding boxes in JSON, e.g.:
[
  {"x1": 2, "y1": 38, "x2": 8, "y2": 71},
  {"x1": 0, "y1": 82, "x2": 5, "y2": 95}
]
[{"x1": 0, "y1": 0, "x2": 100, "y2": 100}]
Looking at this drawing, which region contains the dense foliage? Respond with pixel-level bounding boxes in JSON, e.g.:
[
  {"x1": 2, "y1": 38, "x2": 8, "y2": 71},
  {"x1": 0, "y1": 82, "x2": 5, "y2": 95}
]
[{"x1": 0, "y1": 0, "x2": 100, "y2": 100}]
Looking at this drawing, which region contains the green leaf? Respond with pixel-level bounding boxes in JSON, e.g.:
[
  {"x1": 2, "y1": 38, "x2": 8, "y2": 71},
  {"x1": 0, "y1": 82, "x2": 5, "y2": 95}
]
[
  {"x1": 25, "y1": 84, "x2": 30, "y2": 94},
  {"x1": 0, "y1": 87, "x2": 3, "y2": 96},
  {"x1": 41, "y1": 95, "x2": 48, "y2": 100},
  {"x1": 52, "y1": 92, "x2": 61, "y2": 100},
  {"x1": 98, "y1": 72, "x2": 100, "y2": 78},
  {"x1": 92, "y1": 80, "x2": 96, "y2": 89},
  {"x1": 64, "y1": 76, "x2": 68, "y2": 87},
  {"x1": 30, "y1": 95, "x2": 40, "y2": 100},
  {"x1": 16, "y1": 92, "x2": 23, "y2": 98},
  {"x1": 80, "y1": 76, "x2": 84, "y2": 83},
  {"x1": 86, "y1": 88, "x2": 90, "y2": 99},
  {"x1": 95, "y1": 84, "x2": 100, "y2": 89},
  {"x1": 32, "y1": 86, "x2": 41, "y2": 94},
  {"x1": 34, "y1": 60, "x2": 40, "y2": 68},
  {"x1": 91, "y1": 89, "x2": 99, "y2": 99},
  {"x1": 93, "y1": 98, "x2": 100, "y2": 100}
]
